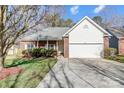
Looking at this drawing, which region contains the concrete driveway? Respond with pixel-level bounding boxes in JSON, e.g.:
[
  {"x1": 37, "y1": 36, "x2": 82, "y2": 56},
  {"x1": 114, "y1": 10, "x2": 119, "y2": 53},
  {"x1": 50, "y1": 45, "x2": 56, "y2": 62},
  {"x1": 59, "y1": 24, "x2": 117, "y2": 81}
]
[{"x1": 37, "y1": 57, "x2": 124, "y2": 88}]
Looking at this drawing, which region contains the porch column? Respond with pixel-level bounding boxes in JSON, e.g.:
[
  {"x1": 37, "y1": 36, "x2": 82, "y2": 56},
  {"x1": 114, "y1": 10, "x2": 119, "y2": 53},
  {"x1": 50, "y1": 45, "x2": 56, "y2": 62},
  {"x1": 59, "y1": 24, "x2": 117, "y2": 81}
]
[
  {"x1": 37, "y1": 41, "x2": 39, "y2": 48},
  {"x1": 64, "y1": 37, "x2": 69, "y2": 58},
  {"x1": 119, "y1": 38, "x2": 124, "y2": 55},
  {"x1": 46, "y1": 40, "x2": 49, "y2": 49},
  {"x1": 37, "y1": 36, "x2": 39, "y2": 48},
  {"x1": 104, "y1": 36, "x2": 109, "y2": 49},
  {"x1": 56, "y1": 40, "x2": 59, "y2": 55}
]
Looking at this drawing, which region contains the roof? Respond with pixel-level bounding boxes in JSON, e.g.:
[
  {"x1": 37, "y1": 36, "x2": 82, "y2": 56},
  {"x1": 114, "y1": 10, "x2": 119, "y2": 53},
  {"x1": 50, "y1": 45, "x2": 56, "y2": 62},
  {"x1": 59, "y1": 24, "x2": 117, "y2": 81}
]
[
  {"x1": 21, "y1": 27, "x2": 69, "y2": 41},
  {"x1": 106, "y1": 27, "x2": 124, "y2": 39},
  {"x1": 63, "y1": 16, "x2": 111, "y2": 37}
]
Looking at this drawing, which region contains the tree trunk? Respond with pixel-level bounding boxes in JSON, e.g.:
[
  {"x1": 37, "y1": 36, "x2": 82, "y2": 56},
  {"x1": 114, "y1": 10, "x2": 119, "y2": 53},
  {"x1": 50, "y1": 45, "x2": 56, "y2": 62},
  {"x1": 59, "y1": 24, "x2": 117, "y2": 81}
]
[{"x1": 0, "y1": 56, "x2": 5, "y2": 71}]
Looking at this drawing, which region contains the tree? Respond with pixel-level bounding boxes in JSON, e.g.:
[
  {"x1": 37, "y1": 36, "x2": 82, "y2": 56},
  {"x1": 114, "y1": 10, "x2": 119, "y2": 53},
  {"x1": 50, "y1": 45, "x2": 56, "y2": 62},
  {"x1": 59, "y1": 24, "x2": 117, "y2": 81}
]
[
  {"x1": 43, "y1": 6, "x2": 74, "y2": 27},
  {"x1": 0, "y1": 5, "x2": 64, "y2": 69},
  {"x1": 43, "y1": 6, "x2": 65, "y2": 27},
  {"x1": 64, "y1": 19, "x2": 74, "y2": 27},
  {"x1": 99, "y1": 6, "x2": 124, "y2": 28},
  {"x1": 44, "y1": 15, "x2": 74, "y2": 27},
  {"x1": 92, "y1": 16, "x2": 103, "y2": 26},
  {"x1": 44, "y1": 13, "x2": 61, "y2": 27}
]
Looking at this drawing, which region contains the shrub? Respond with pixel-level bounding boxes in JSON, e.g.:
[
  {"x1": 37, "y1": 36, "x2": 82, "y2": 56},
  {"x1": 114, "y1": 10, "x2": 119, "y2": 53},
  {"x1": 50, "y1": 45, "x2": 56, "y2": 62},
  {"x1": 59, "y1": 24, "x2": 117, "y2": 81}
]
[
  {"x1": 40, "y1": 48, "x2": 47, "y2": 56},
  {"x1": 22, "y1": 48, "x2": 57, "y2": 58},
  {"x1": 51, "y1": 50, "x2": 57, "y2": 57},
  {"x1": 29, "y1": 48, "x2": 42, "y2": 58},
  {"x1": 104, "y1": 48, "x2": 117, "y2": 57},
  {"x1": 22, "y1": 50, "x2": 32, "y2": 58},
  {"x1": 45, "y1": 49, "x2": 57, "y2": 57}
]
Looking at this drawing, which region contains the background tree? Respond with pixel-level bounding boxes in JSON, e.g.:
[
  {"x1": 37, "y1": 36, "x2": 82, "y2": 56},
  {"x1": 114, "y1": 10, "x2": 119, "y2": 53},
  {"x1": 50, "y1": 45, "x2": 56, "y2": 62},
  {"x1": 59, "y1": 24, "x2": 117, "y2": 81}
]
[
  {"x1": 0, "y1": 5, "x2": 64, "y2": 69},
  {"x1": 64, "y1": 19, "x2": 74, "y2": 27},
  {"x1": 44, "y1": 6, "x2": 65, "y2": 27},
  {"x1": 44, "y1": 13, "x2": 61, "y2": 27},
  {"x1": 44, "y1": 6, "x2": 74, "y2": 27},
  {"x1": 99, "y1": 6, "x2": 124, "y2": 28},
  {"x1": 44, "y1": 15, "x2": 74, "y2": 27},
  {"x1": 92, "y1": 16, "x2": 103, "y2": 26}
]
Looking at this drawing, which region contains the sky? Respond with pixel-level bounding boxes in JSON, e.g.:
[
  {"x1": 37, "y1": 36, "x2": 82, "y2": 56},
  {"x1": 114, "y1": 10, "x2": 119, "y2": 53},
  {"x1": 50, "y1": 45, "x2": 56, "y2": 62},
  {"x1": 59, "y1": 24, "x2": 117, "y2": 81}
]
[{"x1": 64, "y1": 5, "x2": 124, "y2": 23}]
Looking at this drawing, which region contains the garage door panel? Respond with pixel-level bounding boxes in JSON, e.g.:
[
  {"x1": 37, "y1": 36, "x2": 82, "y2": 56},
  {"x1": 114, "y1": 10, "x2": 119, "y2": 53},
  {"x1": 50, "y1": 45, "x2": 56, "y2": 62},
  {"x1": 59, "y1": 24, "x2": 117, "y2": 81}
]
[{"x1": 69, "y1": 44, "x2": 103, "y2": 58}]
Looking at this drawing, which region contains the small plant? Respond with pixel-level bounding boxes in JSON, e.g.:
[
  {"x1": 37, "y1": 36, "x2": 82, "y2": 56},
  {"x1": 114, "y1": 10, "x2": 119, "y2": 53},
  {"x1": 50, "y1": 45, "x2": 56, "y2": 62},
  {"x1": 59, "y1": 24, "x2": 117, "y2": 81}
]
[
  {"x1": 104, "y1": 48, "x2": 117, "y2": 57},
  {"x1": 22, "y1": 50, "x2": 32, "y2": 59},
  {"x1": 46, "y1": 49, "x2": 56, "y2": 57}
]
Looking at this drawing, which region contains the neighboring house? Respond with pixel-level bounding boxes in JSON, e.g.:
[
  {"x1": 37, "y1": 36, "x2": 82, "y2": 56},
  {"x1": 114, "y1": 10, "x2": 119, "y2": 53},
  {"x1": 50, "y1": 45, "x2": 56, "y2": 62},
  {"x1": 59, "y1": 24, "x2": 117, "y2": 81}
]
[
  {"x1": 8, "y1": 46, "x2": 18, "y2": 55},
  {"x1": 106, "y1": 27, "x2": 124, "y2": 55},
  {"x1": 8, "y1": 16, "x2": 112, "y2": 58}
]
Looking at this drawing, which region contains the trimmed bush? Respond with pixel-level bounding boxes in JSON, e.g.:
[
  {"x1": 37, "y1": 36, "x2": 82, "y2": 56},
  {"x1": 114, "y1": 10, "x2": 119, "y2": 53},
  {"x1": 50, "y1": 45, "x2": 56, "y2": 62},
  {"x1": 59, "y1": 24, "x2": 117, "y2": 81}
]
[
  {"x1": 46, "y1": 49, "x2": 57, "y2": 57},
  {"x1": 22, "y1": 48, "x2": 57, "y2": 58},
  {"x1": 104, "y1": 48, "x2": 117, "y2": 57},
  {"x1": 29, "y1": 48, "x2": 42, "y2": 58},
  {"x1": 40, "y1": 48, "x2": 47, "y2": 57}
]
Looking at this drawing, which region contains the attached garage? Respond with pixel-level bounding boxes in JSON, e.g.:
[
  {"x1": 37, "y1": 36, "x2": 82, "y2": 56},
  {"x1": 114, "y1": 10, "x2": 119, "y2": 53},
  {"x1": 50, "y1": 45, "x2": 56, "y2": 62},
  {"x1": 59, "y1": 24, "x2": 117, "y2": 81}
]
[
  {"x1": 63, "y1": 16, "x2": 111, "y2": 58},
  {"x1": 69, "y1": 44, "x2": 103, "y2": 58}
]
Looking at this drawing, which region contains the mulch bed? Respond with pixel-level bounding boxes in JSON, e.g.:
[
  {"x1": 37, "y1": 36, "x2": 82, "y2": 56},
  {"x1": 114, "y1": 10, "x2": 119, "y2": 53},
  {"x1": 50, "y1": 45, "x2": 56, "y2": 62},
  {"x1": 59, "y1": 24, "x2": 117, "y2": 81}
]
[{"x1": 0, "y1": 67, "x2": 23, "y2": 80}]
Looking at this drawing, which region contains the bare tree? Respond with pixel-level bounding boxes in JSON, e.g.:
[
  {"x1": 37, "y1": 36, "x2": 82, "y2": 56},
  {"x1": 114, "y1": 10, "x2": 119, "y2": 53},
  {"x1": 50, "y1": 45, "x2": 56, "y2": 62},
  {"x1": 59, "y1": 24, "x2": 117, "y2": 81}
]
[
  {"x1": 99, "y1": 6, "x2": 124, "y2": 28},
  {"x1": 0, "y1": 5, "x2": 64, "y2": 69},
  {"x1": 43, "y1": 6, "x2": 65, "y2": 27}
]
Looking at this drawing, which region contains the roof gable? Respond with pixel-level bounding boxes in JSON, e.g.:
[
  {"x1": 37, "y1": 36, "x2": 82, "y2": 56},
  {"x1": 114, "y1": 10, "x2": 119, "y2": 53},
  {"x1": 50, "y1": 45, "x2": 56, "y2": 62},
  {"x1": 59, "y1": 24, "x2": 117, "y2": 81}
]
[{"x1": 63, "y1": 16, "x2": 111, "y2": 37}]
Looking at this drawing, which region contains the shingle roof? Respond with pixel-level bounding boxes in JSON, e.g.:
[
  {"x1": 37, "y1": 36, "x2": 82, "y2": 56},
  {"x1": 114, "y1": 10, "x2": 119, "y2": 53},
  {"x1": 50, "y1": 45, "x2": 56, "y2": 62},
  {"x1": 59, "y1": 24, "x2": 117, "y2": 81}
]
[
  {"x1": 21, "y1": 27, "x2": 69, "y2": 41},
  {"x1": 106, "y1": 27, "x2": 124, "y2": 38}
]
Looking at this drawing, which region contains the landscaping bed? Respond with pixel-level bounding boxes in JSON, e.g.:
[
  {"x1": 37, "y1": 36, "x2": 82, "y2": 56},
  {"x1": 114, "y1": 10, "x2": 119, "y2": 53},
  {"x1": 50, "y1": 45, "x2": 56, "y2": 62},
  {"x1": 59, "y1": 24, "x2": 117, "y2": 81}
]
[
  {"x1": 104, "y1": 48, "x2": 124, "y2": 63},
  {"x1": 0, "y1": 57, "x2": 57, "y2": 88},
  {"x1": 105, "y1": 55, "x2": 124, "y2": 63}
]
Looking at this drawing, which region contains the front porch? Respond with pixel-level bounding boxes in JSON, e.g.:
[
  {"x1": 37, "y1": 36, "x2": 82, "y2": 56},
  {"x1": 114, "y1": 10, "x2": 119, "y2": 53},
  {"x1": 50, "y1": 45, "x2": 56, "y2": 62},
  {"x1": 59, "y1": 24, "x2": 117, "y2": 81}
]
[{"x1": 20, "y1": 40, "x2": 64, "y2": 55}]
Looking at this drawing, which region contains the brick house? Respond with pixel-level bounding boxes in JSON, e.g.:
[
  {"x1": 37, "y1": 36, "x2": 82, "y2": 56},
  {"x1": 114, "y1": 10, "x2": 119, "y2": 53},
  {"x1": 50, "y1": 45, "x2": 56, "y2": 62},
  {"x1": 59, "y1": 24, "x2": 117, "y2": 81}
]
[
  {"x1": 8, "y1": 16, "x2": 112, "y2": 58},
  {"x1": 107, "y1": 27, "x2": 124, "y2": 55},
  {"x1": 20, "y1": 27, "x2": 69, "y2": 56}
]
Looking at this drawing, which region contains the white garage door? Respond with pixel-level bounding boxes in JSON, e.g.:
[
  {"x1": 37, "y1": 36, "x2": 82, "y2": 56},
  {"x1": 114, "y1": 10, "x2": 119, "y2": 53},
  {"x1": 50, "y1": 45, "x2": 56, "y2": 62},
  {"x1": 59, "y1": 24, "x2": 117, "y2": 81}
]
[{"x1": 69, "y1": 44, "x2": 103, "y2": 58}]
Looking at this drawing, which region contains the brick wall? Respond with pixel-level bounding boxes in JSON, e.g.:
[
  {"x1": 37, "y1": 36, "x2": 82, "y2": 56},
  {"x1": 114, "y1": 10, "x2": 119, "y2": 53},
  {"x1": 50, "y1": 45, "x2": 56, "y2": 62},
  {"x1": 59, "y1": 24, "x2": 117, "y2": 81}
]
[
  {"x1": 20, "y1": 41, "x2": 36, "y2": 50},
  {"x1": 104, "y1": 36, "x2": 109, "y2": 49},
  {"x1": 119, "y1": 38, "x2": 124, "y2": 55},
  {"x1": 64, "y1": 37, "x2": 69, "y2": 58}
]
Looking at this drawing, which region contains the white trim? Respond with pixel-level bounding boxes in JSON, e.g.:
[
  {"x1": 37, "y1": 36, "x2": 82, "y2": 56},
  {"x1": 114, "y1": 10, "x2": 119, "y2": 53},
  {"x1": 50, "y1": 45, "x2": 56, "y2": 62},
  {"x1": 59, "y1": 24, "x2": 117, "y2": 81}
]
[
  {"x1": 46, "y1": 40, "x2": 48, "y2": 49},
  {"x1": 37, "y1": 41, "x2": 39, "y2": 48},
  {"x1": 25, "y1": 44, "x2": 27, "y2": 49},
  {"x1": 63, "y1": 16, "x2": 112, "y2": 37},
  {"x1": 56, "y1": 40, "x2": 58, "y2": 51}
]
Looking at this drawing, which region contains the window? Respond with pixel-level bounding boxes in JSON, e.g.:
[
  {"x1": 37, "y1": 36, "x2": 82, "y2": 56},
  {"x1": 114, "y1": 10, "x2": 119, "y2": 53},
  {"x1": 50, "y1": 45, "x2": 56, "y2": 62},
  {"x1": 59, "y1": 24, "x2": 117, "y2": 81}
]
[
  {"x1": 27, "y1": 43, "x2": 35, "y2": 49},
  {"x1": 48, "y1": 44, "x2": 55, "y2": 50},
  {"x1": 83, "y1": 24, "x2": 89, "y2": 29}
]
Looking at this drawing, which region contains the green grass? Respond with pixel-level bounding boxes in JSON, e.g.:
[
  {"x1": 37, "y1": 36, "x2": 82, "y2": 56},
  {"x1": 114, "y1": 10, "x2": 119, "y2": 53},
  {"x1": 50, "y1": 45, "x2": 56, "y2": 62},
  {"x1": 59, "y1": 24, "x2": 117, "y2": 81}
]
[
  {"x1": 0, "y1": 56, "x2": 57, "y2": 88},
  {"x1": 105, "y1": 55, "x2": 124, "y2": 63}
]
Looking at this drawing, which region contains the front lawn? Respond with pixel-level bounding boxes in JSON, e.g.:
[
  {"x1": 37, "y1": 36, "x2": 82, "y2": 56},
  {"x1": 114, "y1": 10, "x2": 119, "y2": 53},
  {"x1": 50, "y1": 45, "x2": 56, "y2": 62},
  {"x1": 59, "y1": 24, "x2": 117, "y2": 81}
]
[{"x1": 0, "y1": 56, "x2": 57, "y2": 88}]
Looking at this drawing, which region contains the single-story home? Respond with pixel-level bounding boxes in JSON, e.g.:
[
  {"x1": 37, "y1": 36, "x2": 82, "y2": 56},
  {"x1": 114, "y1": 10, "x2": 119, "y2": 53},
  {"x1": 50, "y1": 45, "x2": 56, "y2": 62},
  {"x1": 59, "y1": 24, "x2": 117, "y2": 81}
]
[
  {"x1": 20, "y1": 27, "x2": 69, "y2": 55},
  {"x1": 106, "y1": 27, "x2": 124, "y2": 55},
  {"x1": 14, "y1": 16, "x2": 111, "y2": 58}
]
